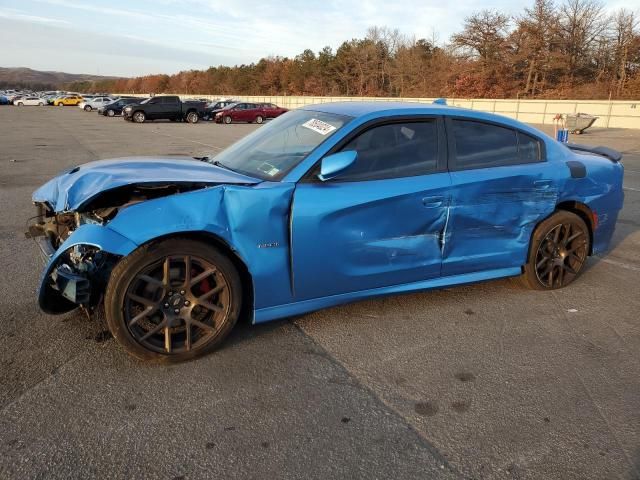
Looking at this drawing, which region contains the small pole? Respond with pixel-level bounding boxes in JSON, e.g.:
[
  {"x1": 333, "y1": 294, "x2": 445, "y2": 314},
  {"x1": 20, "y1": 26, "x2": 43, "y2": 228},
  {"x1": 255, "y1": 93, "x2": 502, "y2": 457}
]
[{"x1": 606, "y1": 91, "x2": 613, "y2": 128}]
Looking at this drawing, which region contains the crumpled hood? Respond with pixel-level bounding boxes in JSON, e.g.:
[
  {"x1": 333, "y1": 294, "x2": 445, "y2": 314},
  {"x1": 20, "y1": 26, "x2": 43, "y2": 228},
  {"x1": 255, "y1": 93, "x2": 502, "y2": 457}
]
[{"x1": 32, "y1": 156, "x2": 261, "y2": 212}]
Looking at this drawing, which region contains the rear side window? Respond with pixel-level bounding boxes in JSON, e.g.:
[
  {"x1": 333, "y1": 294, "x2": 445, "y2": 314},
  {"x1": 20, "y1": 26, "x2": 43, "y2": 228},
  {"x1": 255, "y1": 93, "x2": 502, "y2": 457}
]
[
  {"x1": 518, "y1": 131, "x2": 542, "y2": 163},
  {"x1": 337, "y1": 121, "x2": 439, "y2": 181},
  {"x1": 452, "y1": 120, "x2": 543, "y2": 169}
]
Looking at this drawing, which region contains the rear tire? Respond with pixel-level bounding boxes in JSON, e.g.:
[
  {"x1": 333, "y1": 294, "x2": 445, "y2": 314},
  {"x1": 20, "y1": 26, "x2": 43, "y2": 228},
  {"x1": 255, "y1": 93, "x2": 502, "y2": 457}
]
[
  {"x1": 38, "y1": 102, "x2": 44, "y2": 106},
  {"x1": 57, "y1": 103, "x2": 64, "y2": 107},
  {"x1": 518, "y1": 210, "x2": 590, "y2": 290},
  {"x1": 84, "y1": 105, "x2": 92, "y2": 111},
  {"x1": 255, "y1": 115, "x2": 264, "y2": 124},
  {"x1": 17, "y1": 102, "x2": 23, "y2": 106},
  {"x1": 105, "y1": 238, "x2": 242, "y2": 362}
]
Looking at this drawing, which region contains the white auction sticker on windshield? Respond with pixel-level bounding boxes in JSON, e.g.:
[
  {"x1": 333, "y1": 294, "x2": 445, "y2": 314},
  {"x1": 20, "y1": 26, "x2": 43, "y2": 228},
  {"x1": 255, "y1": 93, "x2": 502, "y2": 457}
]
[
  {"x1": 258, "y1": 162, "x2": 280, "y2": 177},
  {"x1": 301, "y1": 118, "x2": 337, "y2": 135}
]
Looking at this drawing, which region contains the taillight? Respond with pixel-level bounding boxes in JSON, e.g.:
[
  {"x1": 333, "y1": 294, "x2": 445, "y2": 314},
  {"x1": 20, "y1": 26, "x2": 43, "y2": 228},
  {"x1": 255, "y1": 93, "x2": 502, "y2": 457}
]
[{"x1": 592, "y1": 211, "x2": 599, "y2": 230}]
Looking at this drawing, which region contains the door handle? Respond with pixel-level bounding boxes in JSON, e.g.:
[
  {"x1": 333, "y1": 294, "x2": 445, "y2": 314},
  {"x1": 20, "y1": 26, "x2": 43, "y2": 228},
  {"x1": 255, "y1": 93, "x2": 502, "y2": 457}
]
[
  {"x1": 422, "y1": 196, "x2": 444, "y2": 208},
  {"x1": 534, "y1": 179, "x2": 553, "y2": 189}
]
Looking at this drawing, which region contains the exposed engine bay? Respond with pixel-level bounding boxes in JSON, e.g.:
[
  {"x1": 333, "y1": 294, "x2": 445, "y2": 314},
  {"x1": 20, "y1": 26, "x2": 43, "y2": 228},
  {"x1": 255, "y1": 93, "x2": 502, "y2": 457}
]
[
  {"x1": 27, "y1": 182, "x2": 213, "y2": 311},
  {"x1": 30, "y1": 182, "x2": 211, "y2": 250}
]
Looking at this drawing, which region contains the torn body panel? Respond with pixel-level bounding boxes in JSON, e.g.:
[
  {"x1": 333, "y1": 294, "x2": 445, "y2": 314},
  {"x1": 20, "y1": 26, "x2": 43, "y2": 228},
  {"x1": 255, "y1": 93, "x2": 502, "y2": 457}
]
[
  {"x1": 32, "y1": 156, "x2": 260, "y2": 212},
  {"x1": 36, "y1": 182, "x2": 296, "y2": 315}
]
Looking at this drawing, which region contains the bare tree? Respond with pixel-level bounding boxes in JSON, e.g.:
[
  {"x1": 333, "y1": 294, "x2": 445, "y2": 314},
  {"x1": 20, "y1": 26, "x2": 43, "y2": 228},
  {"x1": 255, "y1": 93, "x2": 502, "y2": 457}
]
[
  {"x1": 452, "y1": 10, "x2": 511, "y2": 68},
  {"x1": 611, "y1": 9, "x2": 639, "y2": 97},
  {"x1": 558, "y1": 0, "x2": 608, "y2": 84}
]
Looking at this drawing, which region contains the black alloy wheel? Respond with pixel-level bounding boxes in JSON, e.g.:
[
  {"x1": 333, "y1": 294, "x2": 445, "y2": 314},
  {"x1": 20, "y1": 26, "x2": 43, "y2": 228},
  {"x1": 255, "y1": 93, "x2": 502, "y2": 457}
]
[
  {"x1": 105, "y1": 239, "x2": 242, "y2": 361},
  {"x1": 534, "y1": 222, "x2": 588, "y2": 288},
  {"x1": 518, "y1": 210, "x2": 590, "y2": 290}
]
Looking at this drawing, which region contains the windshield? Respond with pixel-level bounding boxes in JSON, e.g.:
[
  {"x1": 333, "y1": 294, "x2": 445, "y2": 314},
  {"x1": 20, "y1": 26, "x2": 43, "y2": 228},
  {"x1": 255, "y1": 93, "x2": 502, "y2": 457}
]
[
  {"x1": 140, "y1": 98, "x2": 151, "y2": 104},
  {"x1": 210, "y1": 109, "x2": 351, "y2": 180}
]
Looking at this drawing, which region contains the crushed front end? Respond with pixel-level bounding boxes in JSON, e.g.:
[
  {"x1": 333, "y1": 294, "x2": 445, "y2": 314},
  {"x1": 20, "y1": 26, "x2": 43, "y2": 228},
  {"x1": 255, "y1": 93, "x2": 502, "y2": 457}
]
[{"x1": 27, "y1": 202, "x2": 121, "y2": 314}]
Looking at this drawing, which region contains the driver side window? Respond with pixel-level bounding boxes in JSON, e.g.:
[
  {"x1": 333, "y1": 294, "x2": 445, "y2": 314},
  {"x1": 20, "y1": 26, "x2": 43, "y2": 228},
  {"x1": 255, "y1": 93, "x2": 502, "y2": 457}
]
[{"x1": 336, "y1": 120, "x2": 439, "y2": 181}]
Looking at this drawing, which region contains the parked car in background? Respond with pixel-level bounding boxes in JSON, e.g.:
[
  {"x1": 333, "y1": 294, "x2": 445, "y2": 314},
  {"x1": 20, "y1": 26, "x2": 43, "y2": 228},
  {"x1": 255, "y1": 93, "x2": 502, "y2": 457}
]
[
  {"x1": 14, "y1": 96, "x2": 46, "y2": 106},
  {"x1": 98, "y1": 98, "x2": 140, "y2": 117},
  {"x1": 260, "y1": 103, "x2": 289, "y2": 119},
  {"x1": 53, "y1": 95, "x2": 83, "y2": 106},
  {"x1": 28, "y1": 101, "x2": 624, "y2": 361},
  {"x1": 215, "y1": 102, "x2": 288, "y2": 124},
  {"x1": 204, "y1": 100, "x2": 237, "y2": 120},
  {"x1": 122, "y1": 96, "x2": 207, "y2": 123},
  {"x1": 0, "y1": 96, "x2": 10, "y2": 105},
  {"x1": 79, "y1": 96, "x2": 115, "y2": 111}
]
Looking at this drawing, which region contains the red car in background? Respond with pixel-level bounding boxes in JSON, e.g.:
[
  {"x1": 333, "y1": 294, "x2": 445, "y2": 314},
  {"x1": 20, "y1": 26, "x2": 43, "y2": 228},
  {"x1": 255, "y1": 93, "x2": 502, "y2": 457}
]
[{"x1": 215, "y1": 102, "x2": 288, "y2": 124}]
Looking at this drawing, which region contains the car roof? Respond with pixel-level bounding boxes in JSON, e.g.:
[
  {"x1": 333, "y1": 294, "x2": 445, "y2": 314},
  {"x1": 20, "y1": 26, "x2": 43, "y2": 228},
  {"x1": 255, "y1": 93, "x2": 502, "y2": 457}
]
[
  {"x1": 300, "y1": 101, "x2": 456, "y2": 117},
  {"x1": 300, "y1": 101, "x2": 541, "y2": 133}
]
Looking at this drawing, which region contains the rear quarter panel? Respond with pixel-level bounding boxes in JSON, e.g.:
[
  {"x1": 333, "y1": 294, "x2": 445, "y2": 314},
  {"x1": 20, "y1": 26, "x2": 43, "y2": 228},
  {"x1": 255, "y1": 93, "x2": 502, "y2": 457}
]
[{"x1": 556, "y1": 149, "x2": 624, "y2": 254}]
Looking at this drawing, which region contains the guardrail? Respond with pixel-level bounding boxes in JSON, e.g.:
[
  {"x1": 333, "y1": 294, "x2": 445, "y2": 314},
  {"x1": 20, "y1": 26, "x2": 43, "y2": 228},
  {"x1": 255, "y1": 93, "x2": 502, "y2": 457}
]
[{"x1": 113, "y1": 94, "x2": 640, "y2": 129}]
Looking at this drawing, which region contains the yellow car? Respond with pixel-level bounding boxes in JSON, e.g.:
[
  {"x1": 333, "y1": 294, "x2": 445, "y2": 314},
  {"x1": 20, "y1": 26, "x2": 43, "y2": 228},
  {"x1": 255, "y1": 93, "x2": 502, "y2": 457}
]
[{"x1": 53, "y1": 95, "x2": 84, "y2": 106}]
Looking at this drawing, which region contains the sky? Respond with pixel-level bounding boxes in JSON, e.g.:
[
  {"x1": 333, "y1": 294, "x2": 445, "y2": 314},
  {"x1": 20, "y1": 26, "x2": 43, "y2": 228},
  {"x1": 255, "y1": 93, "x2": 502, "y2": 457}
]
[{"x1": 0, "y1": 0, "x2": 635, "y2": 77}]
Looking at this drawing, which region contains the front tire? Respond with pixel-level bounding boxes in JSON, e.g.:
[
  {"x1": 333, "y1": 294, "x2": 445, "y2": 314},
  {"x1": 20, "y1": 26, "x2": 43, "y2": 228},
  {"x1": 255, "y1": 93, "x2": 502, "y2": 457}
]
[
  {"x1": 224, "y1": 115, "x2": 232, "y2": 124},
  {"x1": 255, "y1": 115, "x2": 264, "y2": 124},
  {"x1": 133, "y1": 111, "x2": 146, "y2": 123},
  {"x1": 57, "y1": 103, "x2": 64, "y2": 107},
  {"x1": 105, "y1": 238, "x2": 242, "y2": 361},
  {"x1": 518, "y1": 210, "x2": 590, "y2": 290},
  {"x1": 38, "y1": 102, "x2": 44, "y2": 106},
  {"x1": 107, "y1": 109, "x2": 115, "y2": 117}
]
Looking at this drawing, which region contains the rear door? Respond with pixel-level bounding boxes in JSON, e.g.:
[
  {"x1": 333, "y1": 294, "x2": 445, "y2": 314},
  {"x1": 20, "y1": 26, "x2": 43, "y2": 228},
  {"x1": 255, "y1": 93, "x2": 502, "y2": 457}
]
[
  {"x1": 292, "y1": 117, "x2": 450, "y2": 300},
  {"x1": 240, "y1": 103, "x2": 255, "y2": 122},
  {"x1": 442, "y1": 118, "x2": 558, "y2": 276}
]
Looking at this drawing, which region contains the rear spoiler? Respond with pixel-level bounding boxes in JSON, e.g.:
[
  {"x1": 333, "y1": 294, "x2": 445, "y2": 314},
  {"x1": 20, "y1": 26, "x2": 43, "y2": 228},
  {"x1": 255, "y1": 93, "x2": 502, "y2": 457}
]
[{"x1": 566, "y1": 143, "x2": 622, "y2": 163}]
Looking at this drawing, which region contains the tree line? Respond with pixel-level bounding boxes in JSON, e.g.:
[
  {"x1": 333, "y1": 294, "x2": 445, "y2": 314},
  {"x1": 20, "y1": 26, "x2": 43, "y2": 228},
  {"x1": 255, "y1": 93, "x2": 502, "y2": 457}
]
[{"x1": 69, "y1": 0, "x2": 639, "y2": 99}]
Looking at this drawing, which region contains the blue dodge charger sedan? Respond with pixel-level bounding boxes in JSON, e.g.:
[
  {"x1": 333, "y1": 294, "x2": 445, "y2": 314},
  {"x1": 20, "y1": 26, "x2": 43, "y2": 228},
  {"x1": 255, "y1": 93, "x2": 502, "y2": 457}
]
[{"x1": 29, "y1": 101, "x2": 624, "y2": 360}]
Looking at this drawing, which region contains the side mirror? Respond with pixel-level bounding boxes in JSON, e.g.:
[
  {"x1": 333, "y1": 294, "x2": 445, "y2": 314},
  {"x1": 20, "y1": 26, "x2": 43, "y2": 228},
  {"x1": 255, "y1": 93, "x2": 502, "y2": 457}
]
[{"x1": 318, "y1": 151, "x2": 357, "y2": 181}]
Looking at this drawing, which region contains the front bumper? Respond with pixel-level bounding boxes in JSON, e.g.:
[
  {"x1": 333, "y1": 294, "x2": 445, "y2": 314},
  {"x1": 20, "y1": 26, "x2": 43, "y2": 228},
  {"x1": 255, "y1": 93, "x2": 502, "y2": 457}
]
[{"x1": 36, "y1": 223, "x2": 138, "y2": 314}]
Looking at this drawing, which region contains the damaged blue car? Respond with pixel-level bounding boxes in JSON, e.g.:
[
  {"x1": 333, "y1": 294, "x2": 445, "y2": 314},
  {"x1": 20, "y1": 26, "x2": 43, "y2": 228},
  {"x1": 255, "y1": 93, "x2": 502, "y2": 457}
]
[{"x1": 29, "y1": 102, "x2": 624, "y2": 361}]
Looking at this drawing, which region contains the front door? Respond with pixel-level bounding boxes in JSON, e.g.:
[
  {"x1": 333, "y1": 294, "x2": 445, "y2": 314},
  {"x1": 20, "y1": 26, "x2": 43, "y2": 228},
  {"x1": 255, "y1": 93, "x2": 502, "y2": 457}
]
[{"x1": 292, "y1": 118, "x2": 450, "y2": 300}]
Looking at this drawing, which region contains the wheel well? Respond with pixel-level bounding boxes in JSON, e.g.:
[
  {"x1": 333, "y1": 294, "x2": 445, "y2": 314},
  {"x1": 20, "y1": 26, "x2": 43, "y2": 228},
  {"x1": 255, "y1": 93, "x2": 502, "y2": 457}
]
[
  {"x1": 555, "y1": 201, "x2": 594, "y2": 255},
  {"x1": 140, "y1": 231, "x2": 254, "y2": 323}
]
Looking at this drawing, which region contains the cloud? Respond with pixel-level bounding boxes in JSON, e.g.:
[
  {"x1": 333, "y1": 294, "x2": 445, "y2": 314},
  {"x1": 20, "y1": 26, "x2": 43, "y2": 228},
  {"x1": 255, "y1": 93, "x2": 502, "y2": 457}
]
[
  {"x1": 0, "y1": 18, "x2": 234, "y2": 76},
  {"x1": 4, "y1": 0, "x2": 567, "y2": 76},
  {"x1": 0, "y1": 8, "x2": 70, "y2": 25}
]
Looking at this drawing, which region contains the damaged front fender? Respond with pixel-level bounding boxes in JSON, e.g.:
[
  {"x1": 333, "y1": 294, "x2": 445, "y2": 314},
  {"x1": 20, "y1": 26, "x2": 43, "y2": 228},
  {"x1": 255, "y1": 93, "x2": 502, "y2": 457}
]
[{"x1": 38, "y1": 224, "x2": 138, "y2": 314}]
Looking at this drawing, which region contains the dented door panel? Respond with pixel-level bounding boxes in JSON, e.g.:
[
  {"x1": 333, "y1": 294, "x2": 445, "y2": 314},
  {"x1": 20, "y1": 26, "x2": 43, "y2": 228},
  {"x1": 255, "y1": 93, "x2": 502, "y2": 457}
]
[
  {"x1": 442, "y1": 164, "x2": 560, "y2": 275},
  {"x1": 291, "y1": 173, "x2": 451, "y2": 300}
]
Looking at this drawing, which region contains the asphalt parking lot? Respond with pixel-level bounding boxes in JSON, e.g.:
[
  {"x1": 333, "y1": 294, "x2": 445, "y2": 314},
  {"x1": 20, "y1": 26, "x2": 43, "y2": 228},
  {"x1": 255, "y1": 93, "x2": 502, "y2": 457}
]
[{"x1": 0, "y1": 106, "x2": 639, "y2": 479}]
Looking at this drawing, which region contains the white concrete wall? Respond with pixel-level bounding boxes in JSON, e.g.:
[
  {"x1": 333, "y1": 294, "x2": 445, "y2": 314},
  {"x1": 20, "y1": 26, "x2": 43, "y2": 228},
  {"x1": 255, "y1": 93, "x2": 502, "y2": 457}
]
[{"x1": 115, "y1": 94, "x2": 640, "y2": 129}]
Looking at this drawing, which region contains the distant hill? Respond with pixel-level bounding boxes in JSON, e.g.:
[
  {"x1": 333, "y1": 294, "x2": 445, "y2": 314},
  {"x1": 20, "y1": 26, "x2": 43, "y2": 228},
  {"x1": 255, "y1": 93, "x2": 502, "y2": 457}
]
[{"x1": 0, "y1": 67, "x2": 119, "y2": 89}]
